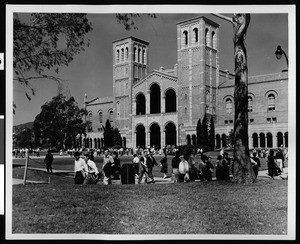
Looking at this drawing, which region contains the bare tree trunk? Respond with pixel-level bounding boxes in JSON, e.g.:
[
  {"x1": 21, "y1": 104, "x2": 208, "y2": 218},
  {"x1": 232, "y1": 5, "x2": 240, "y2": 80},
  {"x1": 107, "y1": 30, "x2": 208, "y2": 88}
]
[{"x1": 231, "y1": 14, "x2": 256, "y2": 183}]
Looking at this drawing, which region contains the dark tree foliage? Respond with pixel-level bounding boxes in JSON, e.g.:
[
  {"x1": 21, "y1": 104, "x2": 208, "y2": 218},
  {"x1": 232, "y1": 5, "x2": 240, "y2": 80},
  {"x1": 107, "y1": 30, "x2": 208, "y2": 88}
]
[
  {"x1": 103, "y1": 119, "x2": 114, "y2": 148},
  {"x1": 13, "y1": 13, "x2": 93, "y2": 105},
  {"x1": 196, "y1": 118, "x2": 202, "y2": 147},
  {"x1": 115, "y1": 14, "x2": 156, "y2": 30},
  {"x1": 208, "y1": 116, "x2": 215, "y2": 151},
  {"x1": 14, "y1": 128, "x2": 34, "y2": 148},
  {"x1": 201, "y1": 114, "x2": 209, "y2": 148},
  {"x1": 33, "y1": 94, "x2": 87, "y2": 150},
  {"x1": 113, "y1": 128, "x2": 122, "y2": 148}
]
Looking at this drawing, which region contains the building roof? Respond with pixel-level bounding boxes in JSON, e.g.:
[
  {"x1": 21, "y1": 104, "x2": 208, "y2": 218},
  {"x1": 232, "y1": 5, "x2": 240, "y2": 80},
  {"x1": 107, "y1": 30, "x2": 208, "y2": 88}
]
[
  {"x1": 112, "y1": 36, "x2": 149, "y2": 45},
  {"x1": 176, "y1": 16, "x2": 220, "y2": 28}
]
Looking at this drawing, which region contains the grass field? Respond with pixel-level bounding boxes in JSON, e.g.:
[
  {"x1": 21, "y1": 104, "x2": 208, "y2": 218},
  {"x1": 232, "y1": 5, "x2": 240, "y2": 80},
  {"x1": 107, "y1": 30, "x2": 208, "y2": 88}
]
[{"x1": 10, "y1": 154, "x2": 288, "y2": 236}]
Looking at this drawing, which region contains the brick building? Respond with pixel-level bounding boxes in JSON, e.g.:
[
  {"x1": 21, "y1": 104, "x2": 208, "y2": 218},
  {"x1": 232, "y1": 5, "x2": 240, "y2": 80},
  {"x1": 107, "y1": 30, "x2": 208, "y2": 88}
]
[{"x1": 83, "y1": 16, "x2": 288, "y2": 150}]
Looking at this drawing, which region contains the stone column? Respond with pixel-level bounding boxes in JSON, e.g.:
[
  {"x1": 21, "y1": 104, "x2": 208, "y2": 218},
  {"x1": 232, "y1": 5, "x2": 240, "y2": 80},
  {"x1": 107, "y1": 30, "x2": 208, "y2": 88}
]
[
  {"x1": 161, "y1": 129, "x2": 166, "y2": 149},
  {"x1": 146, "y1": 89, "x2": 150, "y2": 115},
  {"x1": 146, "y1": 128, "x2": 150, "y2": 149},
  {"x1": 161, "y1": 94, "x2": 166, "y2": 114}
]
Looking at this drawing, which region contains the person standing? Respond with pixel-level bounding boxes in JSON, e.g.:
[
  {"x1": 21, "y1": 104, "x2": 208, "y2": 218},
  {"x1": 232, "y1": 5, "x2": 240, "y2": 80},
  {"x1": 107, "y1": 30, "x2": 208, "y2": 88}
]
[
  {"x1": 250, "y1": 152, "x2": 261, "y2": 179},
  {"x1": 111, "y1": 151, "x2": 121, "y2": 180},
  {"x1": 132, "y1": 154, "x2": 140, "y2": 178},
  {"x1": 267, "y1": 149, "x2": 277, "y2": 179},
  {"x1": 83, "y1": 153, "x2": 99, "y2": 184},
  {"x1": 178, "y1": 154, "x2": 190, "y2": 183},
  {"x1": 275, "y1": 149, "x2": 285, "y2": 174},
  {"x1": 44, "y1": 150, "x2": 54, "y2": 174},
  {"x1": 160, "y1": 152, "x2": 168, "y2": 179},
  {"x1": 171, "y1": 150, "x2": 181, "y2": 183},
  {"x1": 102, "y1": 150, "x2": 114, "y2": 185},
  {"x1": 138, "y1": 150, "x2": 150, "y2": 184},
  {"x1": 73, "y1": 151, "x2": 87, "y2": 184},
  {"x1": 147, "y1": 151, "x2": 159, "y2": 183}
]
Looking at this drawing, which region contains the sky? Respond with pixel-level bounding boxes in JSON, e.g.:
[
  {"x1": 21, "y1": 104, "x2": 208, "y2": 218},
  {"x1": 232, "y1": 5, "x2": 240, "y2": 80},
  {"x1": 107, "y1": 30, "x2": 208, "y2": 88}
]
[{"x1": 11, "y1": 6, "x2": 290, "y2": 126}]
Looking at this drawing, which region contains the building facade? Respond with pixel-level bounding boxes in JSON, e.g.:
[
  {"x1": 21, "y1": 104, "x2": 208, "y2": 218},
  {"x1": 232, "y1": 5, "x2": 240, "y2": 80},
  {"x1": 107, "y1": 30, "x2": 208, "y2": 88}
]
[{"x1": 83, "y1": 16, "x2": 288, "y2": 150}]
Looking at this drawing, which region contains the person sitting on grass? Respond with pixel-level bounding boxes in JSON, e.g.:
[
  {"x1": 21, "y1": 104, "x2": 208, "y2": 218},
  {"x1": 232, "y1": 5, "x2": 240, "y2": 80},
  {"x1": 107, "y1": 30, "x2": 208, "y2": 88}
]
[
  {"x1": 83, "y1": 153, "x2": 100, "y2": 185},
  {"x1": 73, "y1": 151, "x2": 88, "y2": 184},
  {"x1": 205, "y1": 156, "x2": 214, "y2": 181}
]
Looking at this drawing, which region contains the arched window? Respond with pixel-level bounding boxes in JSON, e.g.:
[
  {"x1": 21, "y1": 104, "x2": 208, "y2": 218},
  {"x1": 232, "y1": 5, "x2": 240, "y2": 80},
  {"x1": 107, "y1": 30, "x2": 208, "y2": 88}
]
[
  {"x1": 99, "y1": 111, "x2": 103, "y2": 123},
  {"x1": 125, "y1": 47, "x2": 128, "y2": 61},
  {"x1": 248, "y1": 96, "x2": 253, "y2": 112},
  {"x1": 259, "y1": 133, "x2": 266, "y2": 148},
  {"x1": 186, "y1": 134, "x2": 191, "y2": 145},
  {"x1": 142, "y1": 49, "x2": 145, "y2": 64},
  {"x1": 134, "y1": 47, "x2": 137, "y2": 62},
  {"x1": 268, "y1": 94, "x2": 275, "y2": 111},
  {"x1": 211, "y1": 31, "x2": 215, "y2": 48},
  {"x1": 253, "y1": 133, "x2": 258, "y2": 148},
  {"x1": 121, "y1": 48, "x2": 124, "y2": 62},
  {"x1": 109, "y1": 110, "x2": 114, "y2": 122},
  {"x1": 205, "y1": 28, "x2": 209, "y2": 46},
  {"x1": 143, "y1": 49, "x2": 146, "y2": 64},
  {"x1": 138, "y1": 48, "x2": 141, "y2": 63},
  {"x1": 277, "y1": 132, "x2": 283, "y2": 148},
  {"x1": 225, "y1": 98, "x2": 233, "y2": 114},
  {"x1": 267, "y1": 132, "x2": 273, "y2": 148},
  {"x1": 193, "y1": 28, "x2": 198, "y2": 43},
  {"x1": 88, "y1": 111, "x2": 92, "y2": 120},
  {"x1": 183, "y1": 30, "x2": 188, "y2": 46},
  {"x1": 192, "y1": 134, "x2": 197, "y2": 145},
  {"x1": 165, "y1": 89, "x2": 176, "y2": 113},
  {"x1": 116, "y1": 50, "x2": 120, "y2": 63}
]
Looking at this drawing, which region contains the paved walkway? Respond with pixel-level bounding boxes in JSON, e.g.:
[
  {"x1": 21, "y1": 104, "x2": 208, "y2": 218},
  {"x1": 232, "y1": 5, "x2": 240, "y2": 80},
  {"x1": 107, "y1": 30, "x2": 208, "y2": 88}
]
[{"x1": 12, "y1": 166, "x2": 288, "y2": 185}]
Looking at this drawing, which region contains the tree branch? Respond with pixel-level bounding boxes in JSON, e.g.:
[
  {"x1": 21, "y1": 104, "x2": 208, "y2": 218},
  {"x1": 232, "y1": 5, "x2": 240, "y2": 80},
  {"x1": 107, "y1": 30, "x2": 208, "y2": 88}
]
[{"x1": 211, "y1": 13, "x2": 234, "y2": 25}]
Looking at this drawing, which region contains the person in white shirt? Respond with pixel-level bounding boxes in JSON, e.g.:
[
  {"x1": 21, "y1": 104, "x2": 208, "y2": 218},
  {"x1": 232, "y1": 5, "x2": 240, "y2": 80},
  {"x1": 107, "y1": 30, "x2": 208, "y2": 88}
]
[
  {"x1": 102, "y1": 150, "x2": 114, "y2": 185},
  {"x1": 132, "y1": 154, "x2": 140, "y2": 178},
  {"x1": 83, "y1": 153, "x2": 99, "y2": 184},
  {"x1": 178, "y1": 154, "x2": 190, "y2": 182},
  {"x1": 74, "y1": 151, "x2": 87, "y2": 184}
]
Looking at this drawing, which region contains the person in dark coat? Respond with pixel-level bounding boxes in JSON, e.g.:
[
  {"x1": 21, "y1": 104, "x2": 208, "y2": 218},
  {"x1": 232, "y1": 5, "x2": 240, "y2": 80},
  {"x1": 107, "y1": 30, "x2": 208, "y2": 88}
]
[
  {"x1": 171, "y1": 150, "x2": 181, "y2": 183},
  {"x1": 160, "y1": 152, "x2": 168, "y2": 179},
  {"x1": 44, "y1": 150, "x2": 54, "y2": 174},
  {"x1": 267, "y1": 149, "x2": 277, "y2": 178},
  {"x1": 111, "y1": 151, "x2": 121, "y2": 179},
  {"x1": 251, "y1": 152, "x2": 261, "y2": 179}
]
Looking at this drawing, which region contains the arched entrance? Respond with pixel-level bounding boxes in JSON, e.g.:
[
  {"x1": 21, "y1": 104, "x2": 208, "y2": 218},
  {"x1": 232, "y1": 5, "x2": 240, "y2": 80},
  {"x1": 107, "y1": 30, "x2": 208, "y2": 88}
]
[
  {"x1": 277, "y1": 132, "x2": 283, "y2": 148},
  {"x1": 284, "y1": 132, "x2": 288, "y2": 147},
  {"x1": 221, "y1": 134, "x2": 227, "y2": 148},
  {"x1": 165, "y1": 122, "x2": 176, "y2": 146},
  {"x1": 150, "y1": 83, "x2": 161, "y2": 114},
  {"x1": 136, "y1": 124, "x2": 146, "y2": 149},
  {"x1": 186, "y1": 134, "x2": 191, "y2": 145},
  {"x1": 150, "y1": 123, "x2": 161, "y2": 149},
  {"x1": 259, "y1": 133, "x2": 265, "y2": 148},
  {"x1": 216, "y1": 134, "x2": 221, "y2": 149},
  {"x1": 165, "y1": 89, "x2": 176, "y2": 112},
  {"x1": 192, "y1": 134, "x2": 196, "y2": 145},
  {"x1": 136, "y1": 93, "x2": 146, "y2": 115},
  {"x1": 267, "y1": 132, "x2": 273, "y2": 148},
  {"x1": 253, "y1": 133, "x2": 258, "y2": 148}
]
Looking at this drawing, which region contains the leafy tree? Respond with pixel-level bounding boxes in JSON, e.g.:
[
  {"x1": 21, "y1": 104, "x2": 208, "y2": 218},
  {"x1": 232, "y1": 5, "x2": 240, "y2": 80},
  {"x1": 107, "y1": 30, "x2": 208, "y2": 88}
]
[
  {"x1": 113, "y1": 128, "x2": 122, "y2": 148},
  {"x1": 103, "y1": 119, "x2": 114, "y2": 148},
  {"x1": 13, "y1": 13, "x2": 93, "y2": 106},
  {"x1": 115, "y1": 14, "x2": 156, "y2": 30},
  {"x1": 33, "y1": 94, "x2": 86, "y2": 150},
  {"x1": 208, "y1": 116, "x2": 215, "y2": 151},
  {"x1": 15, "y1": 128, "x2": 34, "y2": 148}
]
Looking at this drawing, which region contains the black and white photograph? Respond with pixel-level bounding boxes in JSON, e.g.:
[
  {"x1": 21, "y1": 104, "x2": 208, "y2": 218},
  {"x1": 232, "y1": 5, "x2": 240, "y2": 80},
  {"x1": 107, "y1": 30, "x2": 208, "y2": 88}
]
[{"x1": 5, "y1": 4, "x2": 296, "y2": 240}]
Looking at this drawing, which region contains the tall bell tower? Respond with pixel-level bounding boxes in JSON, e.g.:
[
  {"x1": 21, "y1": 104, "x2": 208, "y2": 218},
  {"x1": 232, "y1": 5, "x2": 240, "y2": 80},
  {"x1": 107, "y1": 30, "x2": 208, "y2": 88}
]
[
  {"x1": 177, "y1": 16, "x2": 219, "y2": 131},
  {"x1": 112, "y1": 36, "x2": 149, "y2": 147}
]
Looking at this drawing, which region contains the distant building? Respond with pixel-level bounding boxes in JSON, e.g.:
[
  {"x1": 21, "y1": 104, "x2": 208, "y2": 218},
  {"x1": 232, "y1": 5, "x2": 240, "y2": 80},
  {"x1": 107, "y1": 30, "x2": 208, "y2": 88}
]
[{"x1": 83, "y1": 16, "x2": 288, "y2": 150}]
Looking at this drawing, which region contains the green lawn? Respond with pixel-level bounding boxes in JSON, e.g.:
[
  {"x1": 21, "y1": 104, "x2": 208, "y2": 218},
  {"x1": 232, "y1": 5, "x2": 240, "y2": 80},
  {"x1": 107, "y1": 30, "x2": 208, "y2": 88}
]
[{"x1": 11, "y1": 156, "x2": 288, "y2": 235}]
